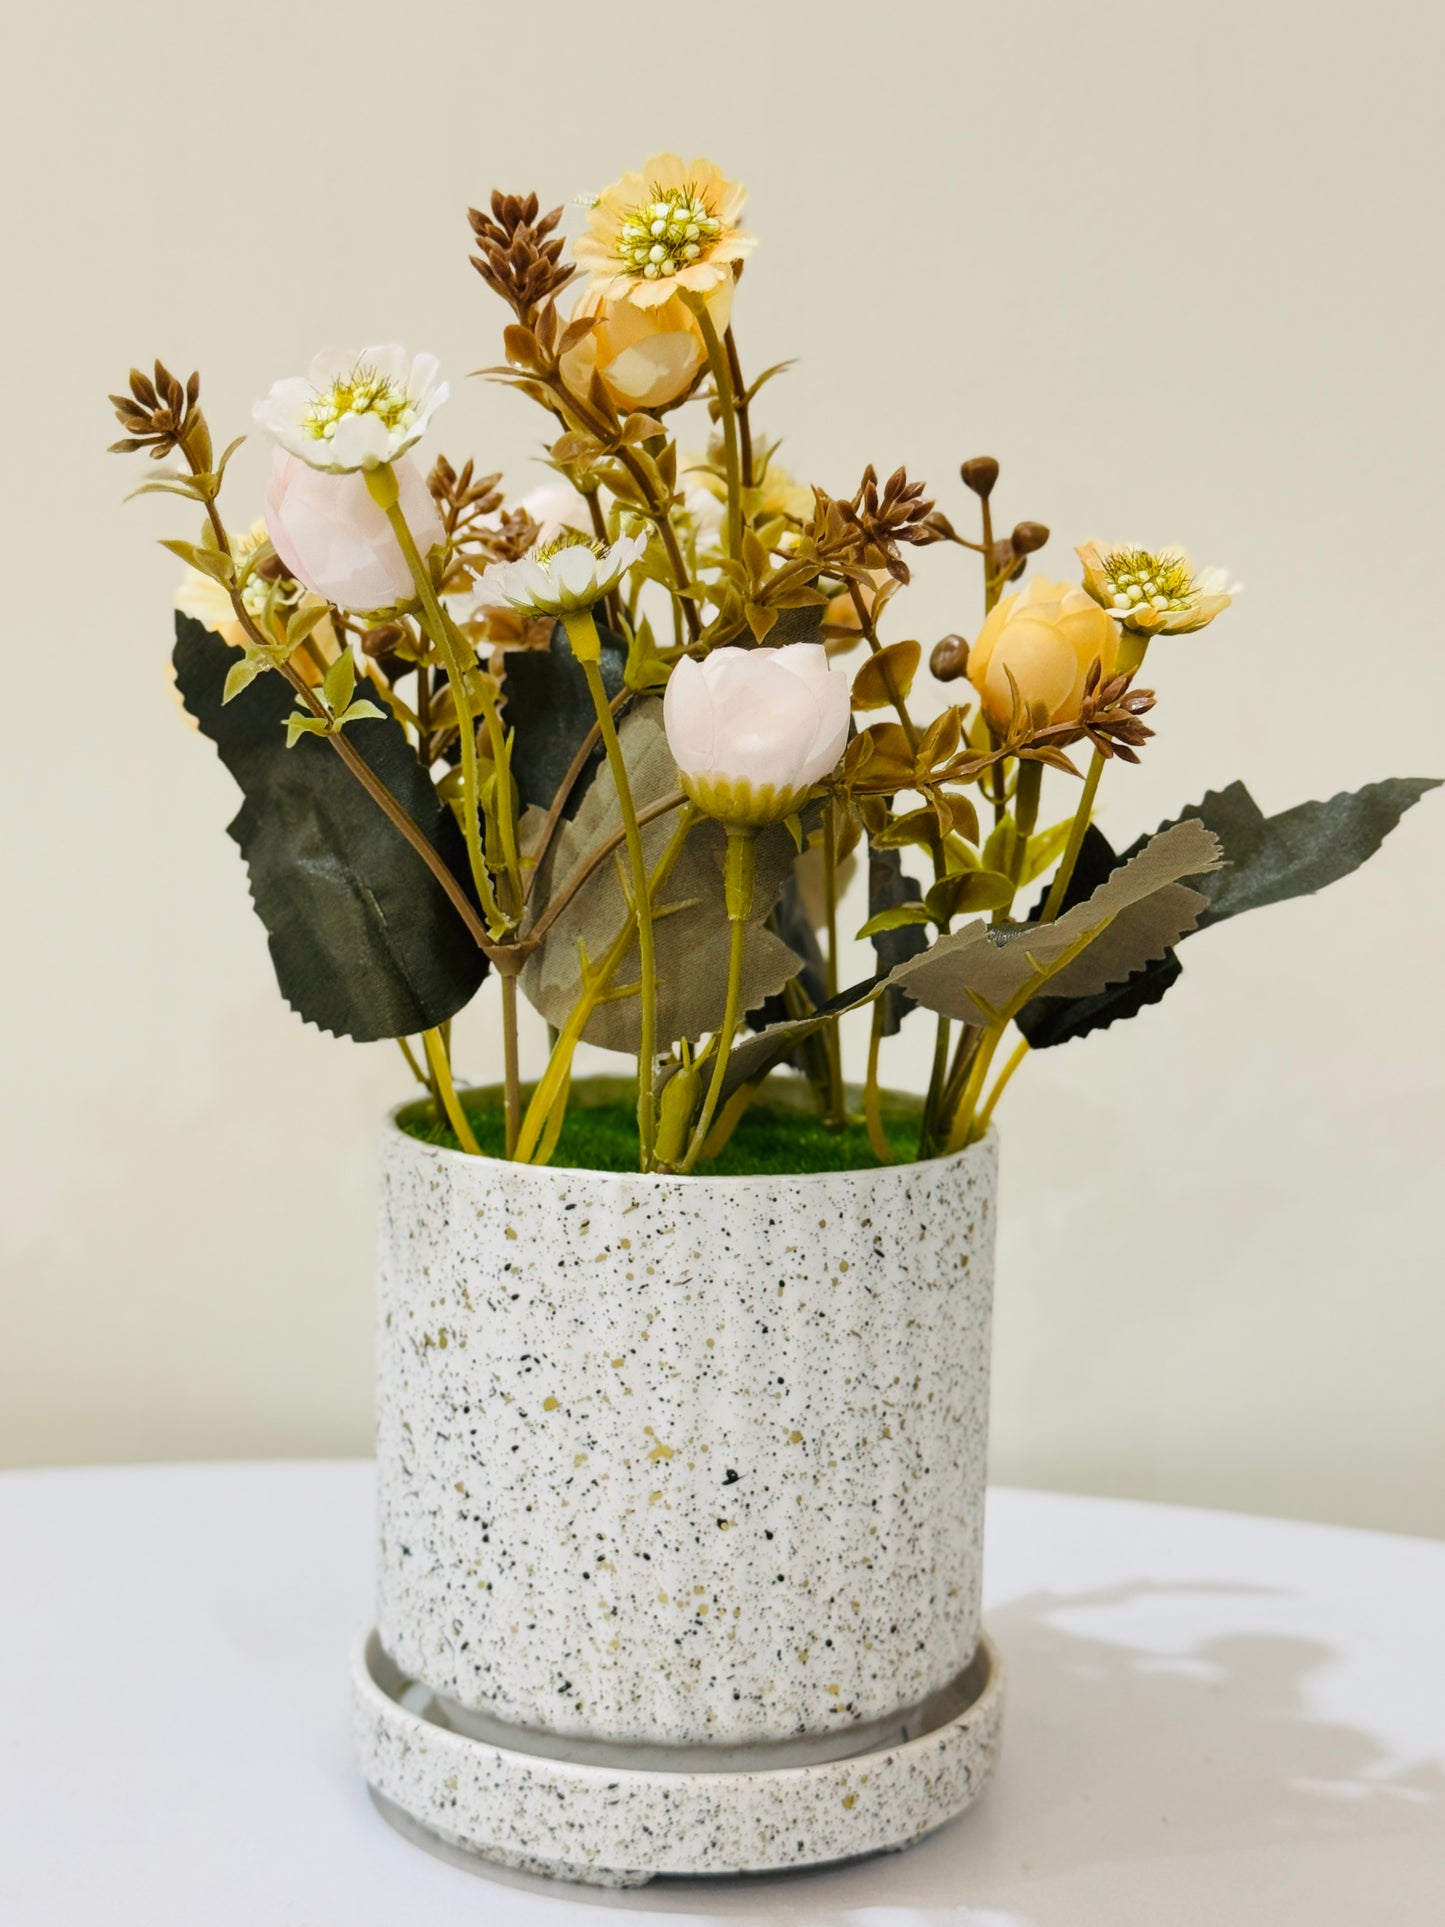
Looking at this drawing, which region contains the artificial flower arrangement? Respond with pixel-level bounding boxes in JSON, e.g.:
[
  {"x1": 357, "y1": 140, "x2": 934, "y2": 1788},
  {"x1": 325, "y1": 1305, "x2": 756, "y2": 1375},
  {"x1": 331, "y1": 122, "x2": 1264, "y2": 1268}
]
[{"x1": 111, "y1": 155, "x2": 1436, "y2": 1177}]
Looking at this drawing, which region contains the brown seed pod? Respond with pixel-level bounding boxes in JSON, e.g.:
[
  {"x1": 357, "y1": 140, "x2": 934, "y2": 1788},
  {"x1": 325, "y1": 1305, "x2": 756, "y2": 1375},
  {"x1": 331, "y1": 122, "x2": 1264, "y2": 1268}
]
[
  {"x1": 1011, "y1": 520, "x2": 1050, "y2": 555},
  {"x1": 960, "y1": 457, "x2": 999, "y2": 498},
  {"x1": 930, "y1": 634, "x2": 970, "y2": 682}
]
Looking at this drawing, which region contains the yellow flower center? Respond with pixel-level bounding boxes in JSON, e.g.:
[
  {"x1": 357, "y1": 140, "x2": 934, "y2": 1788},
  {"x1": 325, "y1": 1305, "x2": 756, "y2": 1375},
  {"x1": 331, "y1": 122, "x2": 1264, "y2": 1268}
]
[
  {"x1": 1098, "y1": 547, "x2": 1198, "y2": 614},
  {"x1": 616, "y1": 186, "x2": 723, "y2": 280},
  {"x1": 303, "y1": 365, "x2": 414, "y2": 444},
  {"x1": 534, "y1": 529, "x2": 606, "y2": 566}
]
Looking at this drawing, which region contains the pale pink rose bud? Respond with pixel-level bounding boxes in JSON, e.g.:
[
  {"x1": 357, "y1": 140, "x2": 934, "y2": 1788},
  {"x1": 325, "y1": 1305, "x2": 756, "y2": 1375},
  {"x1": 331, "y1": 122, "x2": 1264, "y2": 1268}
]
[
  {"x1": 263, "y1": 448, "x2": 443, "y2": 613},
  {"x1": 663, "y1": 643, "x2": 851, "y2": 826}
]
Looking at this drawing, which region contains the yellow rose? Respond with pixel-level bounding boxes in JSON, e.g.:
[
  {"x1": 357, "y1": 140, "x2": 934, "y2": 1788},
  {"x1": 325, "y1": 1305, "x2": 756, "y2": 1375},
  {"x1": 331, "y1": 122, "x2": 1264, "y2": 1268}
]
[
  {"x1": 966, "y1": 577, "x2": 1120, "y2": 728},
  {"x1": 559, "y1": 278, "x2": 732, "y2": 414}
]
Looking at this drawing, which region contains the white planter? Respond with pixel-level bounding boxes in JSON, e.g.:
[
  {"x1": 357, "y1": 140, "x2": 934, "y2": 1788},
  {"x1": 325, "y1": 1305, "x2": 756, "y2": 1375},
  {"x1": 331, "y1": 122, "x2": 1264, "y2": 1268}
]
[{"x1": 352, "y1": 1097, "x2": 1004, "y2": 1885}]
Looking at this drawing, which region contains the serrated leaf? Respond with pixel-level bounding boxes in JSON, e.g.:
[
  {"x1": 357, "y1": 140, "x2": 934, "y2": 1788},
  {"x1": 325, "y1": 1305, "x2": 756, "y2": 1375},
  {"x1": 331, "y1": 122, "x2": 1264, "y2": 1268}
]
[
  {"x1": 173, "y1": 614, "x2": 487, "y2": 1041},
  {"x1": 520, "y1": 701, "x2": 804, "y2": 1053},
  {"x1": 1141, "y1": 776, "x2": 1441, "y2": 927},
  {"x1": 889, "y1": 820, "x2": 1222, "y2": 1025}
]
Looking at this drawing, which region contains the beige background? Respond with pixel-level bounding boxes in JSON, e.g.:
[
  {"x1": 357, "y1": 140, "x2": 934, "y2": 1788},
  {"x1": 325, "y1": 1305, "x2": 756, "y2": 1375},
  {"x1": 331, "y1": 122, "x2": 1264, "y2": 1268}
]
[{"x1": 2, "y1": 1, "x2": 1441, "y2": 1534}]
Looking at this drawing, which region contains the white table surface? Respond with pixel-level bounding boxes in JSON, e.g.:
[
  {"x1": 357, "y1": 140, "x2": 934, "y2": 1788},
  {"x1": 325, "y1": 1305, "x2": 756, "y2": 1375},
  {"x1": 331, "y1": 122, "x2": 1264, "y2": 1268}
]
[{"x1": 2, "y1": 1463, "x2": 1441, "y2": 1925}]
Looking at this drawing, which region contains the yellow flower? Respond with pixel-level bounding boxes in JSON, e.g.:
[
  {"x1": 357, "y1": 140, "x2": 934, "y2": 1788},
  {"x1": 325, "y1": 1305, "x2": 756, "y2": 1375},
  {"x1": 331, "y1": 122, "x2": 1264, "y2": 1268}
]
[
  {"x1": 1077, "y1": 541, "x2": 1239, "y2": 635},
  {"x1": 559, "y1": 277, "x2": 732, "y2": 413},
  {"x1": 574, "y1": 153, "x2": 755, "y2": 310},
  {"x1": 173, "y1": 519, "x2": 330, "y2": 682},
  {"x1": 966, "y1": 577, "x2": 1120, "y2": 728}
]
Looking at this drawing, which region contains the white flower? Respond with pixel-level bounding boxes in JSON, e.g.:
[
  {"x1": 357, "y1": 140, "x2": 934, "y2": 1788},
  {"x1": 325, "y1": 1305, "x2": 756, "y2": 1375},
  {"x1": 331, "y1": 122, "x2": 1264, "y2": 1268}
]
[
  {"x1": 663, "y1": 643, "x2": 851, "y2": 825},
  {"x1": 264, "y1": 449, "x2": 443, "y2": 612},
  {"x1": 476, "y1": 530, "x2": 648, "y2": 618},
  {"x1": 253, "y1": 345, "x2": 448, "y2": 474}
]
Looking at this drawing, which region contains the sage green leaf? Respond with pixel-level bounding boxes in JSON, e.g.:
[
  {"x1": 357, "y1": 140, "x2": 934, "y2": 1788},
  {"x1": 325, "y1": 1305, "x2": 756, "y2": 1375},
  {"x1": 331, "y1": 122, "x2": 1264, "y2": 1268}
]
[
  {"x1": 714, "y1": 974, "x2": 882, "y2": 1102},
  {"x1": 174, "y1": 614, "x2": 487, "y2": 1042},
  {"x1": 890, "y1": 820, "x2": 1222, "y2": 1025},
  {"x1": 1142, "y1": 777, "x2": 1441, "y2": 927},
  {"x1": 520, "y1": 700, "x2": 803, "y2": 1053}
]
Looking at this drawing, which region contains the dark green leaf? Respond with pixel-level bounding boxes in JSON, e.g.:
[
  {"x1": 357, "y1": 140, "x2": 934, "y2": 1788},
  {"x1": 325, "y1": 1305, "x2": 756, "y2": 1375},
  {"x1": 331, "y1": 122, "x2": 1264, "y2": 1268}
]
[
  {"x1": 173, "y1": 614, "x2": 487, "y2": 1042},
  {"x1": 1139, "y1": 777, "x2": 1441, "y2": 928},
  {"x1": 868, "y1": 844, "x2": 927, "y2": 1036},
  {"x1": 502, "y1": 618, "x2": 628, "y2": 817}
]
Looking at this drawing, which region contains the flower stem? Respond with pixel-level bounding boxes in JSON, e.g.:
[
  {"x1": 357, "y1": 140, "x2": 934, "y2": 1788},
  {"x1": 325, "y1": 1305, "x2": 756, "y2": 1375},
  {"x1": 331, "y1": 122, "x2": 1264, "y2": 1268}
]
[
  {"x1": 422, "y1": 1027, "x2": 482, "y2": 1155},
  {"x1": 973, "y1": 1033, "x2": 1030, "y2": 1139},
  {"x1": 682, "y1": 828, "x2": 756, "y2": 1173},
  {"x1": 690, "y1": 296, "x2": 743, "y2": 561},
  {"x1": 1039, "y1": 748, "x2": 1104, "y2": 924},
  {"x1": 372, "y1": 467, "x2": 505, "y2": 937},
  {"x1": 863, "y1": 998, "x2": 893, "y2": 1163},
  {"x1": 822, "y1": 802, "x2": 845, "y2": 1128},
  {"x1": 723, "y1": 327, "x2": 754, "y2": 489},
  {"x1": 565, "y1": 611, "x2": 659, "y2": 1169}
]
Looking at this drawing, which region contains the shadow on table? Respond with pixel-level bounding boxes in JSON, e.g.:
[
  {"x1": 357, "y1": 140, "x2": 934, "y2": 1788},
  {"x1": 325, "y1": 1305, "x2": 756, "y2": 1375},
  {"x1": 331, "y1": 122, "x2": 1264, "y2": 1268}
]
[{"x1": 460, "y1": 1577, "x2": 1443, "y2": 1920}]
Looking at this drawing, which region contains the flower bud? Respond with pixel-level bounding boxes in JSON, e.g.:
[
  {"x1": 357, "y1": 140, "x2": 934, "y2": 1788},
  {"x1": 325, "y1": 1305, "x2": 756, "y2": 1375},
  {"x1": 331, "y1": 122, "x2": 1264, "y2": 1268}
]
[
  {"x1": 264, "y1": 449, "x2": 443, "y2": 613},
  {"x1": 1011, "y1": 520, "x2": 1050, "y2": 555},
  {"x1": 559, "y1": 277, "x2": 732, "y2": 414},
  {"x1": 662, "y1": 643, "x2": 850, "y2": 826},
  {"x1": 966, "y1": 578, "x2": 1120, "y2": 729},
  {"x1": 930, "y1": 634, "x2": 970, "y2": 682},
  {"x1": 960, "y1": 457, "x2": 999, "y2": 498}
]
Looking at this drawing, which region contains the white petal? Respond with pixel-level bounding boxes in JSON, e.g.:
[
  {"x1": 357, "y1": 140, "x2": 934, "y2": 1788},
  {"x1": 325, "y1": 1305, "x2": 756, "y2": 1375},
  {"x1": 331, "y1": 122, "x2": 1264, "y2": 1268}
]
[
  {"x1": 328, "y1": 411, "x2": 391, "y2": 471},
  {"x1": 662, "y1": 655, "x2": 715, "y2": 775},
  {"x1": 552, "y1": 545, "x2": 598, "y2": 597},
  {"x1": 307, "y1": 347, "x2": 360, "y2": 388},
  {"x1": 359, "y1": 343, "x2": 407, "y2": 384}
]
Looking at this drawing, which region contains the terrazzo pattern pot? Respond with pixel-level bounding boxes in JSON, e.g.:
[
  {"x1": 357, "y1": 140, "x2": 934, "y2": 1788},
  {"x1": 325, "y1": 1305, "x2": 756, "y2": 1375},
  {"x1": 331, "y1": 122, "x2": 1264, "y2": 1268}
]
[{"x1": 354, "y1": 1099, "x2": 1001, "y2": 1883}]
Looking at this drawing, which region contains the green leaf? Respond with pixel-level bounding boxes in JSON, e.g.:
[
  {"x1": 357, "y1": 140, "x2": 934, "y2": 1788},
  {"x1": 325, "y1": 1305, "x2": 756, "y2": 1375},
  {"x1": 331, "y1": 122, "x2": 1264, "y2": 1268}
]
[
  {"x1": 889, "y1": 821, "x2": 1222, "y2": 1026},
  {"x1": 502, "y1": 619, "x2": 629, "y2": 817},
  {"x1": 322, "y1": 649, "x2": 357, "y2": 715},
  {"x1": 982, "y1": 816, "x2": 1017, "y2": 875},
  {"x1": 285, "y1": 601, "x2": 330, "y2": 648},
  {"x1": 160, "y1": 538, "x2": 235, "y2": 584},
  {"x1": 283, "y1": 712, "x2": 328, "y2": 747},
  {"x1": 857, "y1": 902, "x2": 934, "y2": 940},
  {"x1": 336, "y1": 698, "x2": 386, "y2": 729},
  {"x1": 925, "y1": 870, "x2": 1015, "y2": 922},
  {"x1": 1020, "y1": 816, "x2": 1076, "y2": 887},
  {"x1": 174, "y1": 614, "x2": 487, "y2": 1042},
  {"x1": 223, "y1": 656, "x2": 266, "y2": 704},
  {"x1": 520, "y1": 700, "x2": 805, "y2": 1053},
  {"x1": 1143, "y1": 777, "x2": 1441, "y2": 928}
]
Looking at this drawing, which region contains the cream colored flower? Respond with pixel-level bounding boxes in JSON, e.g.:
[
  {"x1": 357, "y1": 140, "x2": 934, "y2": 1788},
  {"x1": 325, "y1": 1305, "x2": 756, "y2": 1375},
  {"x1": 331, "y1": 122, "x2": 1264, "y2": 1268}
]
[
  {"x1": 175, "y1": 521, "x2": 285, "y2": 650},
  {"x1": 575, "y1": 154, "x2": 755, "y2": 310},
  {"x1": 560, "y1": 277, "x2": 732, "y2": 412},
  {"x1": 253, "y1": 345, "x2": 447, "y2": 473},
  {"x1": 476, "y1": 529, "x2": 647, "y2": 618},
  {"x1": 265, "y1": 449, "x2": 443, "y2": 612},
  {"x1": 1077, "y1": 542, "x2": 1240, "y2": 635},
  {"x1": 967, "y1": 577, "x2": 1121, "y2": 728},
  {"x1": 663, "y1": 643, "x2": 850, "y2": 826}
]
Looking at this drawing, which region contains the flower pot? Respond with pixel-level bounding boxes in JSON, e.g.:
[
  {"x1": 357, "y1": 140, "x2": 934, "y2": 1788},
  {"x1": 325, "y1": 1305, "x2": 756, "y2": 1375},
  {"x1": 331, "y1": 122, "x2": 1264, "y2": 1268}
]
[{"x1": 352, "y1": 1082, "x2": 1004, "y2": 1885}]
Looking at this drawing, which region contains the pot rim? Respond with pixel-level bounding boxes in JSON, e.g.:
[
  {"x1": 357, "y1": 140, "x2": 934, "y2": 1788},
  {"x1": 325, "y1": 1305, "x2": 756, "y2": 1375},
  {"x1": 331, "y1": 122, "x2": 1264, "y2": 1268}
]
[{"x1": 384, "y1": 1094, "x2": 996, "y2": 1191}]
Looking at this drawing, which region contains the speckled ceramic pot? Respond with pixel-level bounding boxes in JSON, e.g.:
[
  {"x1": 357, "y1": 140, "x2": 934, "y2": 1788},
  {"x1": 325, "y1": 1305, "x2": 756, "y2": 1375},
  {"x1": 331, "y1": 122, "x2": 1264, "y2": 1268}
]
[{"x1": 354, "y1": 1095, "x2": 1002, "y2": 1884}]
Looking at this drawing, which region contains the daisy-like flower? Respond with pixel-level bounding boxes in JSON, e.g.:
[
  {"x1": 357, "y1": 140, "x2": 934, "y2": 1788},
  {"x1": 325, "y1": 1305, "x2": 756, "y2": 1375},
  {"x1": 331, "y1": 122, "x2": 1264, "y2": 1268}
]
[
  {"x1": 574, "y1": 154, "x2": 755, "y2": 310},
  {"x1": 175, "y1": 521, "x2": 296, "y2": 649},
  {"x1": 476, "y1": 528, "x2": 648, "y2": 618},
  {"x1": 253, "y1": 345, "x2": 448, "y2": 474},
  {"x1": 1077, "y1": 542, "x2": 1241, "y2": 635}
]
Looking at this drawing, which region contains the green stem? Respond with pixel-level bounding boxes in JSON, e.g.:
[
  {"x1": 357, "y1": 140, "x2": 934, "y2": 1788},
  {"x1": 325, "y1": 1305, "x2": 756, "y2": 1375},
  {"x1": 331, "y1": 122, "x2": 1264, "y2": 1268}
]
[
  {"x1": 565, "y1": 611, "x2": 660, "y2": 1169},
  {"x1": 690, "y1": 297, "x2": 742, "y2": 561},
  {"x1": 1039, "y1": 748, "x2": 1104, "y2": 923},
  {"x1": 422, "y1": 1027, "x2": 482, "y2": 1155},
  {"x1": 822, "y1": 803, "x2": 845, "y2": 1127},
  {"x1": 498, "y1": 966, "x2": 522, "y2": 1159},
  {"x1": 973, "y1": 1033, "x2": 1030, "y2": 1139},
  {"x1": 863, "y1": 998, "x2": 893, "y2": 1163},
  {"x1": 723, "y1": 326, "x2": 754, "y2": 490},
  {"x1": 682, "y1": 829, "x2": 755, "y2": 1173},
  {"x1": 374, "y1": 470, "x2": 504, "y2": 936}
]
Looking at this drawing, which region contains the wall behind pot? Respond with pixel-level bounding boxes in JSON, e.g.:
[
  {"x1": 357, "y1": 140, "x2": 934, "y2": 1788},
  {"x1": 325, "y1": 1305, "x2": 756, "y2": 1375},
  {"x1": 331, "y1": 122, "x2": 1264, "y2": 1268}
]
[{"x1": 2, "y1": 0, "x2": 1441, "y2": 1536}]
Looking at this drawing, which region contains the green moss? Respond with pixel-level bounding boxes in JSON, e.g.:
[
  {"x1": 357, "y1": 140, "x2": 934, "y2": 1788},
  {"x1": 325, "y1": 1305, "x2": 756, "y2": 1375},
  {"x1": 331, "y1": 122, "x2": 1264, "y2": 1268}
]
[{"x1": 397, "y1": 1075, "x2": 923, "y2": 1175}]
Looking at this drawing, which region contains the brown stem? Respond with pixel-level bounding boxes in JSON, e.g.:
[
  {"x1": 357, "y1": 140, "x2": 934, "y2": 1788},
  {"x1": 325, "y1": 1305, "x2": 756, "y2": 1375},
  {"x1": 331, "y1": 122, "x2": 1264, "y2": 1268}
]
[
  {"x1": 723, "y1": 327, "x2": 754, "y2": 489},
  {"x1": 527, "y1": 790, "x2": 686, "y2": 944},
  {"x1": 521, "y1": 683, "x2": 634, "y2": 906}
]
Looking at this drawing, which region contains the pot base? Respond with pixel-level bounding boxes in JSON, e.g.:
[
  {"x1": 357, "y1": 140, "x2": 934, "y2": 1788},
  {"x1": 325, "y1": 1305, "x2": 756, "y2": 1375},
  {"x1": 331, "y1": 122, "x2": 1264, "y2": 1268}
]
[{"x1": 352, "y1": 1628, "x2": 1004, "y2": 1887}]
